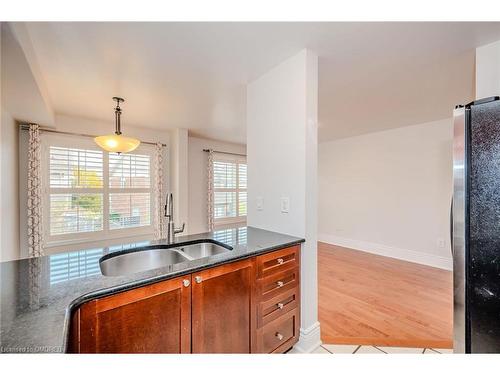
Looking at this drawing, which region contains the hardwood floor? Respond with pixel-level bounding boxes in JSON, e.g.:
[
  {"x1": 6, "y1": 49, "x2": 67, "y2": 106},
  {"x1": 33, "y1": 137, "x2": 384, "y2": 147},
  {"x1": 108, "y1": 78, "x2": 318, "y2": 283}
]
[{"x1": 318, "y1": 242, "x2": 453, "y2": 349}]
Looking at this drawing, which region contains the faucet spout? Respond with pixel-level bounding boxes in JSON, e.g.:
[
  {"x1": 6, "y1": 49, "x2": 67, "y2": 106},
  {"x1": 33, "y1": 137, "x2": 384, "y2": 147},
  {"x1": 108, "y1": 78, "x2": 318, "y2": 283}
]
[
  {"x1": 165, "y1": 193, "x2": 173, "y2": 220},
  {"x1": 165, "y1": 193, "x2": 185, "y2": 243},
  {"x1": 174, "y1": 223, "x2": 186, "y2": 234}
]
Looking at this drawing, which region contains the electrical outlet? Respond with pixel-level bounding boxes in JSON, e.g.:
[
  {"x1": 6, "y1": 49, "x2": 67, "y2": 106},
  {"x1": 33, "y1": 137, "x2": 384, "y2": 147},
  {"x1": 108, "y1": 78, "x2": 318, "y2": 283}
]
[
  {"x1": 437, "y1": 238, "x2": 446, "y2": 248},
  {"x1": 256, "y1": 196, "x2": 264, "y2": 211},
  {"x1": 280, "y1": 197, "x2": 290, "y2": 213}
]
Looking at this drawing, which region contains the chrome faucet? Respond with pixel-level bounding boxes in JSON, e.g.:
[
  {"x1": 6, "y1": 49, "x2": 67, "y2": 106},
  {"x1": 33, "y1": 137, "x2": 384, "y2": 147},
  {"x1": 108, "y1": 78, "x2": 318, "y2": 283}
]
[{"x1": 165, "y1": 193, "x2": 185, "y2": 243}]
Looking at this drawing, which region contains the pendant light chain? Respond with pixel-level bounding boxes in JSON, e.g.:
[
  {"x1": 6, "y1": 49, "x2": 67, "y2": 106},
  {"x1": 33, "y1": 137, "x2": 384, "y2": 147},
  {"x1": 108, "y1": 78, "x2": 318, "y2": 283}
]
[
  {"x1": 113, "y1": 96, "x2": 124, "y2": 135},
  {"x1": 94, "y1": 97, "x2": 140, "y2": 153}
]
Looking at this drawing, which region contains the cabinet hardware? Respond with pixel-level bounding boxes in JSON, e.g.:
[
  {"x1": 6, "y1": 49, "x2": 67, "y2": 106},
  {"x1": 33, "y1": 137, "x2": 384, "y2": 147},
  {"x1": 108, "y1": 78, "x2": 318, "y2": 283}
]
[
  {"x1": 275, "y1": 332, "x2": 284, "y2": 341},
  {"x1": 183, "y1": 279, "x2": 190, "y2": 287},
  {"x1": 277, "y1": 258, "x2": 284, "y2": 265},
  {"x1": 195, "y1": 276, "x2": 203, "y2": 284},
  {"x1": 276, "y1": 281, "x2": 284, "y2": 288},
  {"x1": 277, "y1": 302, "x2": 284, "y2": 310}
]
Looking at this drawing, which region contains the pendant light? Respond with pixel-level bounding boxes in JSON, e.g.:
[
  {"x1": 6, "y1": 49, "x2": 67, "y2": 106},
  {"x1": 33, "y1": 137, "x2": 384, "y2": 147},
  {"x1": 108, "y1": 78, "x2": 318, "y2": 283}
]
[{"x1": 94, "y1": 97, "x2": 140, "y2": 153}]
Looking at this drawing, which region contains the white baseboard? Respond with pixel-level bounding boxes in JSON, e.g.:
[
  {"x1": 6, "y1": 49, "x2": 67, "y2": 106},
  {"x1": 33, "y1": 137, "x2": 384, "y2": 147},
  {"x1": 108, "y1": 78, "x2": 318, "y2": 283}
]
[
  {"x1": 292, "y1": 321, "x2": 322, "y2": 353},
  {"x1": 318, "y1": 234, "x2": 452, "y2": 271}
]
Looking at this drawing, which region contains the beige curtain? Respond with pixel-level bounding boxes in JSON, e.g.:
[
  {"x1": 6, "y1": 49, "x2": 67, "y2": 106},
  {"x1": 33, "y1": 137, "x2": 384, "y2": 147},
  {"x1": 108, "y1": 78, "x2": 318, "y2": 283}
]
[
  {"x1": 207, "y1": 150, "x2": 215, "y2": 231},
  {"x1": 154, "y1": 142, "x2": 166, "y2": 239},
  {"x1": 27, "y1": 124, "x2": 44, "y2": 258}
]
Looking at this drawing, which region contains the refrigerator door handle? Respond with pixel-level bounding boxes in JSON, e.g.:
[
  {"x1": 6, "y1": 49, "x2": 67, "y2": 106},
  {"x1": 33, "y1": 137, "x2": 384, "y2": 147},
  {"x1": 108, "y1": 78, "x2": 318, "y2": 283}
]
[
  {"x1": 452, "y1": 104, "x2": 466, "y2": 353},
  {"x1": 450, "y1": 196, "x2": 454, "y2": 256}
]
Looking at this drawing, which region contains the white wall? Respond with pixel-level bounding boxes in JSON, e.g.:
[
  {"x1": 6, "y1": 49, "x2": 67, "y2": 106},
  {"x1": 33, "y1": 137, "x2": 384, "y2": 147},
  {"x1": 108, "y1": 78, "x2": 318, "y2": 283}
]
[
  {"x1": 188, "y1": 136, "x2": 246, "y2": 235},
  {"x1": 171, "y1": 128, "x2": 189, "y2": 231},
  {"x1": 318, "y1": 118, "x2": 453, "y2": 270},
  {"x1": 0, "y1": 109, "x2": 20, "y2": 262},
  {"x1": 1, "y1": 22, "x2": 53, "y2": 261},
  {"x1": 1, "y1": 23, "x2": 53, "y2": 127},
  {"x1": 476, "y1": 40, "x2": 500, "y2": 99},
  {"x1": 247, "y1": 49, "x2": 320, "y2": 352},
  {"x1": 1, "y1": 24, "x2": 35, "y2": 261}
]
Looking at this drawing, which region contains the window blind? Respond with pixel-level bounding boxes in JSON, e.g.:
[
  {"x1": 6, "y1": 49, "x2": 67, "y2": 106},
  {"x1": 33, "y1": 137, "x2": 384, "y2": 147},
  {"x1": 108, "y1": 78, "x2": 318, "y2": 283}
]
[
  {"x1": 44, "y1": 136, "x2": 154, "y2": 245},
  {"x1": 49, "y1": 147, "x2": 103, "y2": 188},
  {"x1": 212, "y1": 157, "x2": 247, "y2": 225},
  {"x1": 109, "y1": 153, "x2": 150, "y2": 189}
]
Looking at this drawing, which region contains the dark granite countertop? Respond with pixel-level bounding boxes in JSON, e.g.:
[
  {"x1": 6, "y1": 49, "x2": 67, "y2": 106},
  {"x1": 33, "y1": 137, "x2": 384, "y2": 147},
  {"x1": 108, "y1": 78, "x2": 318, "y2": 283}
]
[{"x1": 0, "y1": 226, "x2": 304, "y2": 353}]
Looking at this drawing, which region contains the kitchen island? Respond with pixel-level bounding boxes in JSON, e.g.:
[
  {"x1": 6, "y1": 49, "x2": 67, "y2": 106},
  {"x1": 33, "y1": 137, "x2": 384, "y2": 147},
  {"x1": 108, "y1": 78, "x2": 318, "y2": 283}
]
[{"x1": 0, "y1": 226, "x2": 304, "y2": 353}]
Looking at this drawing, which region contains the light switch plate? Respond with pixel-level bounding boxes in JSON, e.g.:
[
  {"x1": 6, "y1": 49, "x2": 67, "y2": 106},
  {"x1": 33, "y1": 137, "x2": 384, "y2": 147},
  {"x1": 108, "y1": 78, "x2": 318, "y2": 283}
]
[
  {"x1": 256, "y1": 196, "x2": 264, "y2": 211},
  {"x1": 280, "y1": 197, "x2": 290, "y2": 213}
]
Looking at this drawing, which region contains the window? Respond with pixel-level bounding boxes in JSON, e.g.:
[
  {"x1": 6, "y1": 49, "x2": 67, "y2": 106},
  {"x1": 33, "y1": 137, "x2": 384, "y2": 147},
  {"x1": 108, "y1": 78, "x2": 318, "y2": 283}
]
[
  {"x1": 212, "y1": 155, "x2": 247, "y2": 226},
  {"x1": 108, "y1": 153, "x2": 151, "y2": 230},
  {"x1": 43, "y1": 134, "x2": 154, "y2": 246}
]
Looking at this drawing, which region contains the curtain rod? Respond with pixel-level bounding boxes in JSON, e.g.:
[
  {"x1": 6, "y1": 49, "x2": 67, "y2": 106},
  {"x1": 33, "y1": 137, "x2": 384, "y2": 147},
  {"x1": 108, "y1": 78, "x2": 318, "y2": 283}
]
[
  {"x1": 20, "y1": 125, "x2": 167, "y2": 147},
  {"x1": 203, "y1": 148, "x2": 246, "y2": 157}
]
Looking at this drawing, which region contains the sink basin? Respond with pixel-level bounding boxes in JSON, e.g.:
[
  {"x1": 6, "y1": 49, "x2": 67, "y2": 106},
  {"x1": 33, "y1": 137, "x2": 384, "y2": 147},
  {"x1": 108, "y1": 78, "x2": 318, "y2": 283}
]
[
  {"x1": 175, "y1": 242, "x2": 231, "y2": 259},
  {"x1": 100, "y1": 248, "x2": 189, "y2": 276},
  {"x1": 99, "y1": 241, "x2": 233, "y2": 276}
]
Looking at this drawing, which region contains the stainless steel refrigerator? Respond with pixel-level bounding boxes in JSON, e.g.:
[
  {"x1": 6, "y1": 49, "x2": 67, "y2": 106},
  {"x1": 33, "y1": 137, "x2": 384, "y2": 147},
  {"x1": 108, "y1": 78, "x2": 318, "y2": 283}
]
[{"x1": 453, "y1": 96, "x2": 500, "y2": 353}]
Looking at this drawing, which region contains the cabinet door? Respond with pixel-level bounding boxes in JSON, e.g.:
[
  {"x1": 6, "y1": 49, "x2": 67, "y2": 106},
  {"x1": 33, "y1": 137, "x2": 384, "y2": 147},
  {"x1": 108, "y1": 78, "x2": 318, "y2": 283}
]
[
  {"x1": 191, "y1": 258, "x2": 256, "y2": 353},
  {"x1": 76, "y1": 276, "x2": 191, "y2": 353}
]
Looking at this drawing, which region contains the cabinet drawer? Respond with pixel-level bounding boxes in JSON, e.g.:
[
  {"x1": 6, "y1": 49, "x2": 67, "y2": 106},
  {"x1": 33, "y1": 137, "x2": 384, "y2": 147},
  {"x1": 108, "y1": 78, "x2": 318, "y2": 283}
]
[
  {"x1": 256, "y1": 245, "x2": 299, "y2": 278},
  {"x1": 257, "y1": 267, "x2": 299, "y2": 301},
  {"x1": 258, "y1": 309, "x2": 299, "y2": 353},
  {"x1": 257, "y1": 287, "x2": 299, "y2": 327}
]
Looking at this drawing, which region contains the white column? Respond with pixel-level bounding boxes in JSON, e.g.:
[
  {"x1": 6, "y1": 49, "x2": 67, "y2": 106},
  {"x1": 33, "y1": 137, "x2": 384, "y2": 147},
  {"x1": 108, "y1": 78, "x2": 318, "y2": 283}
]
[
  {"x1": 171, "y1": 128, "x2": 189, "y2": 232},
  {"x1": 476, "y1": 40, "x2": 500, "y2": 99},
  {"x1": 247, "y1": 49, "x2": 320, "y2": 352}
]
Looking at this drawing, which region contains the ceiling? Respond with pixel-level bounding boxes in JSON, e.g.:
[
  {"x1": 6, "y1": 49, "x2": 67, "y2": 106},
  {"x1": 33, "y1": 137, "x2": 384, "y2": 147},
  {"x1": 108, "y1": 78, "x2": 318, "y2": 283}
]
[
  {"x1": 1, "y1": 23, "x2": 54, "y2": 125},
  {"x1": 17, "y1": 22, "x2": 500, "y2": 143}
]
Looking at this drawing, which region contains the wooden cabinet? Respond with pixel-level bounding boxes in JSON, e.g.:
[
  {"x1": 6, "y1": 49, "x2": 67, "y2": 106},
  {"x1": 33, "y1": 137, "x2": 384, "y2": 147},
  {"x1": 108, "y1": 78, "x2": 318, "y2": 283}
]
[
  {"x1": 257, "y1": 310, "x2": 299, "y2": 353},
  {"x1": 69, "y1": 245, "x2": 300, "y2": 354},
  {"x1": 71, "y1": 276, "x2": 191, "y2": 353},
  {"x1": 255, "y1": 245, "x2": 301, "y2": 353},
  {"x1": 256, "y1": 245, "x2": 299, "y2": 278},
  {"x1": 192, "y1": 258, "x2": 255, "y2": 353}
]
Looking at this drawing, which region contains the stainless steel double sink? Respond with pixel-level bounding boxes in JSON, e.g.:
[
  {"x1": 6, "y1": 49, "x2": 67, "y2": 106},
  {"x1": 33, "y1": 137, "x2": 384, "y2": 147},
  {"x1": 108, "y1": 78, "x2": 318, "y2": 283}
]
[{"x1": 100, "y1": 241, "x2": 232, "y2": 277}]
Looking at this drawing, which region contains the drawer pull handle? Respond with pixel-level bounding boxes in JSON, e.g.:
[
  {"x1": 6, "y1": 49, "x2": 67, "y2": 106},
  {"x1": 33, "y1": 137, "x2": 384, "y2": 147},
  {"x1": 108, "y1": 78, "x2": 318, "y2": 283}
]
[
  {"x1": 277, "y1": 302, "x2": 284, "y2": 310},
  {"x1": 276, "y1": 281, "x2": 284, "y2": 288},
  {"x1": 275, "y1": 332, "x2": 284, "y2": 341},
  {"x1": 277, "y1": 258, "x2": 284, "y2": 265},
  {"x1": 195, "y1": 276, "x2": 203, "y2": 284},
  {"x1": 183, "y1": 279, "x2": 190, "y2": 287}
]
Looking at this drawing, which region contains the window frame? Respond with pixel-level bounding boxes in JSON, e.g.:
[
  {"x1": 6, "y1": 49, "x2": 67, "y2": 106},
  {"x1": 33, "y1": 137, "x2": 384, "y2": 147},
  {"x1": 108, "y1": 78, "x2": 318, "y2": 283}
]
[
  {"x1": 41, "y1": 133, "x2": 155, "y2": 248},
  {"x1": 212, "y1": 154, "x2": 247, "y2": 227}
]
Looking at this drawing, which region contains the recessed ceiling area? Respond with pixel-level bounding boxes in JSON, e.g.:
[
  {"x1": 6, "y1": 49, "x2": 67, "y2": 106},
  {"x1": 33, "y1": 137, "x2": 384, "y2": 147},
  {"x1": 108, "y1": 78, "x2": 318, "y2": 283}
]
[{"x1": 13, "y1": 22, "x2": 500, "y2": 143}]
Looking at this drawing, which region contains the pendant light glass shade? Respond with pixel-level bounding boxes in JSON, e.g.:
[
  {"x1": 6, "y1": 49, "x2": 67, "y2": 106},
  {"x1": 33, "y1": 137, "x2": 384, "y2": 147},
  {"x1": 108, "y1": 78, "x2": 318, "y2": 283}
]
[
  {"x1": 94, "y1": 97, "x2": 140, "y2": 153},
  {"x1": 94, "y1": 134, "x2": 140, "y2": 153}
]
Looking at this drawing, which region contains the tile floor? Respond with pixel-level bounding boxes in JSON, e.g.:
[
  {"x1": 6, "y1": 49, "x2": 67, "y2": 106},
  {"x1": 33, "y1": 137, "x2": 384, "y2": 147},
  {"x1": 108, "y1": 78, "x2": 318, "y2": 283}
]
[{"x1": 291, "y1": 345, "x2": 453, "y2": 354}]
